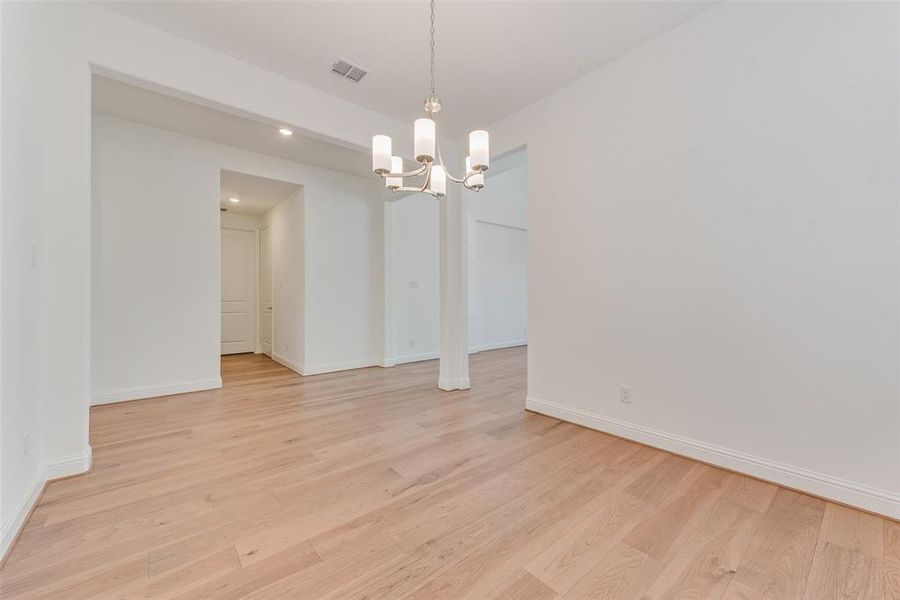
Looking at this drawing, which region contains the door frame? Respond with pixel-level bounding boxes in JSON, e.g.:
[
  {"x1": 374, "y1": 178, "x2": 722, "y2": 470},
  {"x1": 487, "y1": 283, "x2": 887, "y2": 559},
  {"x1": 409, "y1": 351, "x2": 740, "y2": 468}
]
[{"x1": 258, "y1": 224, "x2": 273, "y2": 357}]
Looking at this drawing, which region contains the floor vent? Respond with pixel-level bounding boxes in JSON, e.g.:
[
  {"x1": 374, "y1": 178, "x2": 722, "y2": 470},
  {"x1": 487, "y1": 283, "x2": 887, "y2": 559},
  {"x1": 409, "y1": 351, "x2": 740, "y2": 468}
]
[{"x1": 332, "y1": 59, "x2": 367, "y2": 83}]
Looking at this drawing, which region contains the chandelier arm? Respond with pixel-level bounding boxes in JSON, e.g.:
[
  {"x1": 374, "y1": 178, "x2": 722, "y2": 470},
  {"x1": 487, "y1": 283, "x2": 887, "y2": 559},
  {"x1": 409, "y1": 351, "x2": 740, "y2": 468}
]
[
  {"x1": 376, "y1": 163, "x2": 429, "y2": 179},
  {"x1": 435, "y1": 142, "x2": 480, "y2": 186},
  {"x1": 434, "y1": 141, "x2": 462, "y2": 182},
  {"x1": 445, "y1": 170, "x2": 465, "y2": 184},
  {"x1": 420, "y1": 160, "x2": 433, "y2": 192},
  {"x1": 393, "y1": 187, "x2": 439, "y2": 197}
]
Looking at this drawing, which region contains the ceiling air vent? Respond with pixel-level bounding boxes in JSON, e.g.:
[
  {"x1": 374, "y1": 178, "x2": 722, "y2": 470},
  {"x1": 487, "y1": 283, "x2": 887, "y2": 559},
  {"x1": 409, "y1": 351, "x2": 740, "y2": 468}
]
[
  {"x1": 332, "y1": 59, "x2": 367, "y2": 83},
  {"x1": 346, "y1": 66, "x2": 367, "y2": 82}
]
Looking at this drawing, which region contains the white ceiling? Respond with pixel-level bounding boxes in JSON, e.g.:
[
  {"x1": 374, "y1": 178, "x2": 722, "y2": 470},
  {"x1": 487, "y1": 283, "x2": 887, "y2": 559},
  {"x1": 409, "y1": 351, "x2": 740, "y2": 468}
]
[
  {"x1": 92, "y1": 75, "x2": 372, "y2": 178},
  {"x1": 95, "y1": 1, "x2": 713, "y2": 138},
  {"x1": 221, "y1": 170, "x2": 300, "y2": 215}
]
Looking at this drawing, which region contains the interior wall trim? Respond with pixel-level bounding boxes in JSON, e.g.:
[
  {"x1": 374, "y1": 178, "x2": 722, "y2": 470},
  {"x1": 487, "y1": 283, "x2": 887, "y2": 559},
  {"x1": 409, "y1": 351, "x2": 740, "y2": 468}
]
[
  {"x1": 1, "y1": 446, "x2": 92, "y2": 562},
  {"x1": 469, "y1": 339, "x2": 527, "y2": 354},
  {"x1": 272, "y1": 354, "x2": 385, "y2": 377},
  {"x1": 394, "y1": 351, "x2": 440, "y2": 365},
  {"x1": 272, "y1": 352, "x2": 303, "y2": 375},
  {"x1": 91, "y1": 379, "x2": 222, "y2": 406},
  {"x1": 526, "y1": 395, "x2": 900, "y2": 520},
  {"x1": 1, "y1": 468, "x2": 45, "y2": 562},
  {"x1": 301, "y1": 358, "x2": 382, "y2": 376}
]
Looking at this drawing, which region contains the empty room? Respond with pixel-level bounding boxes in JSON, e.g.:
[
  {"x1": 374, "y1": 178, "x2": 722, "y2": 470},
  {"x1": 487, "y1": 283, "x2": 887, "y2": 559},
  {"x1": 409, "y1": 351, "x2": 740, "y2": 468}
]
[{"x1": 0, "y1": 1, "x2": 898, "y2": 599}]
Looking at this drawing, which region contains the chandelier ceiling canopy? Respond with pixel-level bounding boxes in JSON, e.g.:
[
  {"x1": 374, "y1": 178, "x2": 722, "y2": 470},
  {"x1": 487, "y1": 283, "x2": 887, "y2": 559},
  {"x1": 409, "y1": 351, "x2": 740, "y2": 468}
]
[{"x1": 371, "y1": 0, "x2": 489, "y2": 197}]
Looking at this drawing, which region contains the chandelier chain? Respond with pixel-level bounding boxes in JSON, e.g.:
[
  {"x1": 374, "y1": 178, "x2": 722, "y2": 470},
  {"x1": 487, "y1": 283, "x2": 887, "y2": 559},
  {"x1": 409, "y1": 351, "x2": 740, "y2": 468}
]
[{"x1": 429, "y1": 0, "x2": 436, "y2": 99}]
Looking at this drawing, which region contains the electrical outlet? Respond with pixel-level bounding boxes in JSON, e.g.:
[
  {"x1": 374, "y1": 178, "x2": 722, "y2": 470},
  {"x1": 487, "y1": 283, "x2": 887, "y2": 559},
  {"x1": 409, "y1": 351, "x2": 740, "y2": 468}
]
[
  {"x1": 409, "y1": 281, "x2": 419, "y2": 289},
  {"x1": 22, "y1": 433, "x2": 29, "y2": 457},
  {"x1": 619, "y1": 385, "x2": 632, "y2": 404},
  {"x1": 409, "y1": 338, "x2": 415, "y2": 347}
]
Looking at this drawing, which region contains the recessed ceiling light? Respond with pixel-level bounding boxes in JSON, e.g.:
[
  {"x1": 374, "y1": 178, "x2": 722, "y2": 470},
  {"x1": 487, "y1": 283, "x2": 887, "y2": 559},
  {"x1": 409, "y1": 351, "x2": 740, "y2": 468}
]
[
  {"x1": 229, "y1": 198, "x2": 240, "y2": 203},
  {"x1": 279, "y1": 128, "x2": 293, "y2": 136}
]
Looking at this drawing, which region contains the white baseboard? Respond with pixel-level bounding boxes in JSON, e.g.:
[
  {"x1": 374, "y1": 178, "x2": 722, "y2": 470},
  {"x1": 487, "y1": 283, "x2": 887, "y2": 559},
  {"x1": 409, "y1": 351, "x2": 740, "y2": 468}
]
[
  {"x1": 272, "y1": 352, "x2": 304, "y2": 375},
  {"x1": 92, "y1": 379, "x2": 222, "y2": 405},
  {"x1": 301, "y1": 358, "x2": 380, "y2": 376},
  {"x1": 383, "y1": 343, "x2": 526, "y2": 368},
  {"x1": 45, "y1": 446, "x2": 93, "y2": 480},
  {"x1": 1, "y1": 469, "x2": 45, "y2": 561},
  {"x1": 469, "y1": 339, "x2": 527, "y2": 354},
  {"x1": 1, "y1": 446, "x2": 92, "y2": 561},
  {"x1": 394, "y1": 351, "x2": 439, "y2": 365},
  {"x1": 273, "y1": 354, "x2": 382, "y2": 377},
  {"x1": 526, "y1": 395, "x2": 900, "y2": 519}
]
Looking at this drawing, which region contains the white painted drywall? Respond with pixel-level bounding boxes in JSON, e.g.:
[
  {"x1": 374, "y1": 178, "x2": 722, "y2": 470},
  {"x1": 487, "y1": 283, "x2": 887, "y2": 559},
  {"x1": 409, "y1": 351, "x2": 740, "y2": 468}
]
[
  {"x1": 391, "y1": 195, "x2": 440, "y2": 364},
  {"x1": 304, "y1": 183, "x2": 384, "y2": 373},
  {"x1": 220, "y1": 212, "x2": 260, "y2": 232},
  {"x1": 263, "y1": 190, "x2": 306, "y2": 372},
  {"x1": 92, "y1": 117, "x2": 221, "y2": 403},
  {"x1": 489, "y1": 2, "x2": 900, "y2": 516},
  {"x1": 0, "y1": 1, "x2": 48, "y2": 557},
  {"x1": 92, "y1": 115, "x2": 382, "y2": 400},
  {"x1": 468, "y1": 164, "x2": 528, "y2": 353}
]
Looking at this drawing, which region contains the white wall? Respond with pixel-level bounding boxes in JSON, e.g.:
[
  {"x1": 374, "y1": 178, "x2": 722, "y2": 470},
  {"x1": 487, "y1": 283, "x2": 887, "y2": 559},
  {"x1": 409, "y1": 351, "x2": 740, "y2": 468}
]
[
  {"x1": 92, "y1": 115, "x2": 383, "y2": 400},
  {"x1": 92, "y1": 117, "x2": 222, "y2": 403},
  {"x1": 468, "y1": 164, "x2": 528, "y2": 352},
  {"x1": 220, "y1": 212, "x2": 260, "y2": 232},
  {"x1": 305, "y1": 184, "x2": 384, "y2": 373},
  {"x1": 390, "y1": 195, "x2": 440, "y2": 364},
  {"x1": 263, "y1": 190, "x2": 306, "y2": 371},
  {"x1": 0, "y1": 1, "x2": 48, "y2": 557},
  {"x1": 490, "y1": 2, "x2": 900, "y2": 517}
]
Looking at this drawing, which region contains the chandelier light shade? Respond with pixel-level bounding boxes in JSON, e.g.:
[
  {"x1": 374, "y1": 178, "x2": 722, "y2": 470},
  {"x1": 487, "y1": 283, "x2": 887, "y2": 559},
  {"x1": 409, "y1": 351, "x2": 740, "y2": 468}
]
[
  {"x1": 371, "y1": 0, "x2": 489, "y2": 197},
  {"x1": 430, "y1": 165, "x2": 447, "y2": 195},
  {"x1": 414, "y1": 118, "x2": 436, "y2": 163},
  {"x1": 372, "y1": 135, "x2": 392, "y2": 174},
  {"x1": 468, "y1": 130, "x2": 490, "y2": 171},
  {"x1": 465, "y1": 157, "x2": 484, "y2": 190}
]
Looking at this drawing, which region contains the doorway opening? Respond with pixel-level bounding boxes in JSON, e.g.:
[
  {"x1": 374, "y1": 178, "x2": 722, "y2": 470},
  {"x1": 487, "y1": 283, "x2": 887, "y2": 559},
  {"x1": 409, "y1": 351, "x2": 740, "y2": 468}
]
[
  {"x1": 468, "y1": 147, "x2": 528, "y2": 384},
  {"x1": 219, "y1": 170, "x2": 301, "y2": 360}
]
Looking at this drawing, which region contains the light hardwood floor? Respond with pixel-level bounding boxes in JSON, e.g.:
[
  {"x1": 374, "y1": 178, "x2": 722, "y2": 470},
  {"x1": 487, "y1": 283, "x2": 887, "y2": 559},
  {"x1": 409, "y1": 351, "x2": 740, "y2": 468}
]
[{"x1": 1, "y1": 348, "x2": 897, "y2": 599}]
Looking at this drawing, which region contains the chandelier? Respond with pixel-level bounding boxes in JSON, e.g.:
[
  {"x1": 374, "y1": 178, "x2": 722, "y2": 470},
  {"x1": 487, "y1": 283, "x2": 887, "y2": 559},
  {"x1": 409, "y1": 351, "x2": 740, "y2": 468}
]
[{"x1": 371, "y1": 0, "x2": 489, "y2": 197}]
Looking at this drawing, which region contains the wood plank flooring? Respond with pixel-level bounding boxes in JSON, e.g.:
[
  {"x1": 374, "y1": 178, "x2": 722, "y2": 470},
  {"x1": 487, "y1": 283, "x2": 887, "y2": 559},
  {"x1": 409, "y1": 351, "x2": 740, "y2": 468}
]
[{"x1": 1, "y1": 347, "x2": 896, "y2": 599}]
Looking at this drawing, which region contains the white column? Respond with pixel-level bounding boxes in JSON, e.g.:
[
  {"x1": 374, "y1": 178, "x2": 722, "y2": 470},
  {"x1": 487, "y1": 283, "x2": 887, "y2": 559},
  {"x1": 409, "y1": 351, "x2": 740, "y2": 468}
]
[{"x1": 438, "y1": 180, "x2": 470, "y2": 390}]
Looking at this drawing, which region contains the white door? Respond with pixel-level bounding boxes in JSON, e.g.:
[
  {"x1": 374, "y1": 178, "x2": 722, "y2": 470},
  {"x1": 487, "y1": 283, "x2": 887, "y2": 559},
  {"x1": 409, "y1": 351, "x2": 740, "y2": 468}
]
[
  {"x1": 259, "y1": 226, "x2": 273, "y2": 357},
  {"x1": 221, "y1": 228, "x2": 256, "y2": 355}
]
